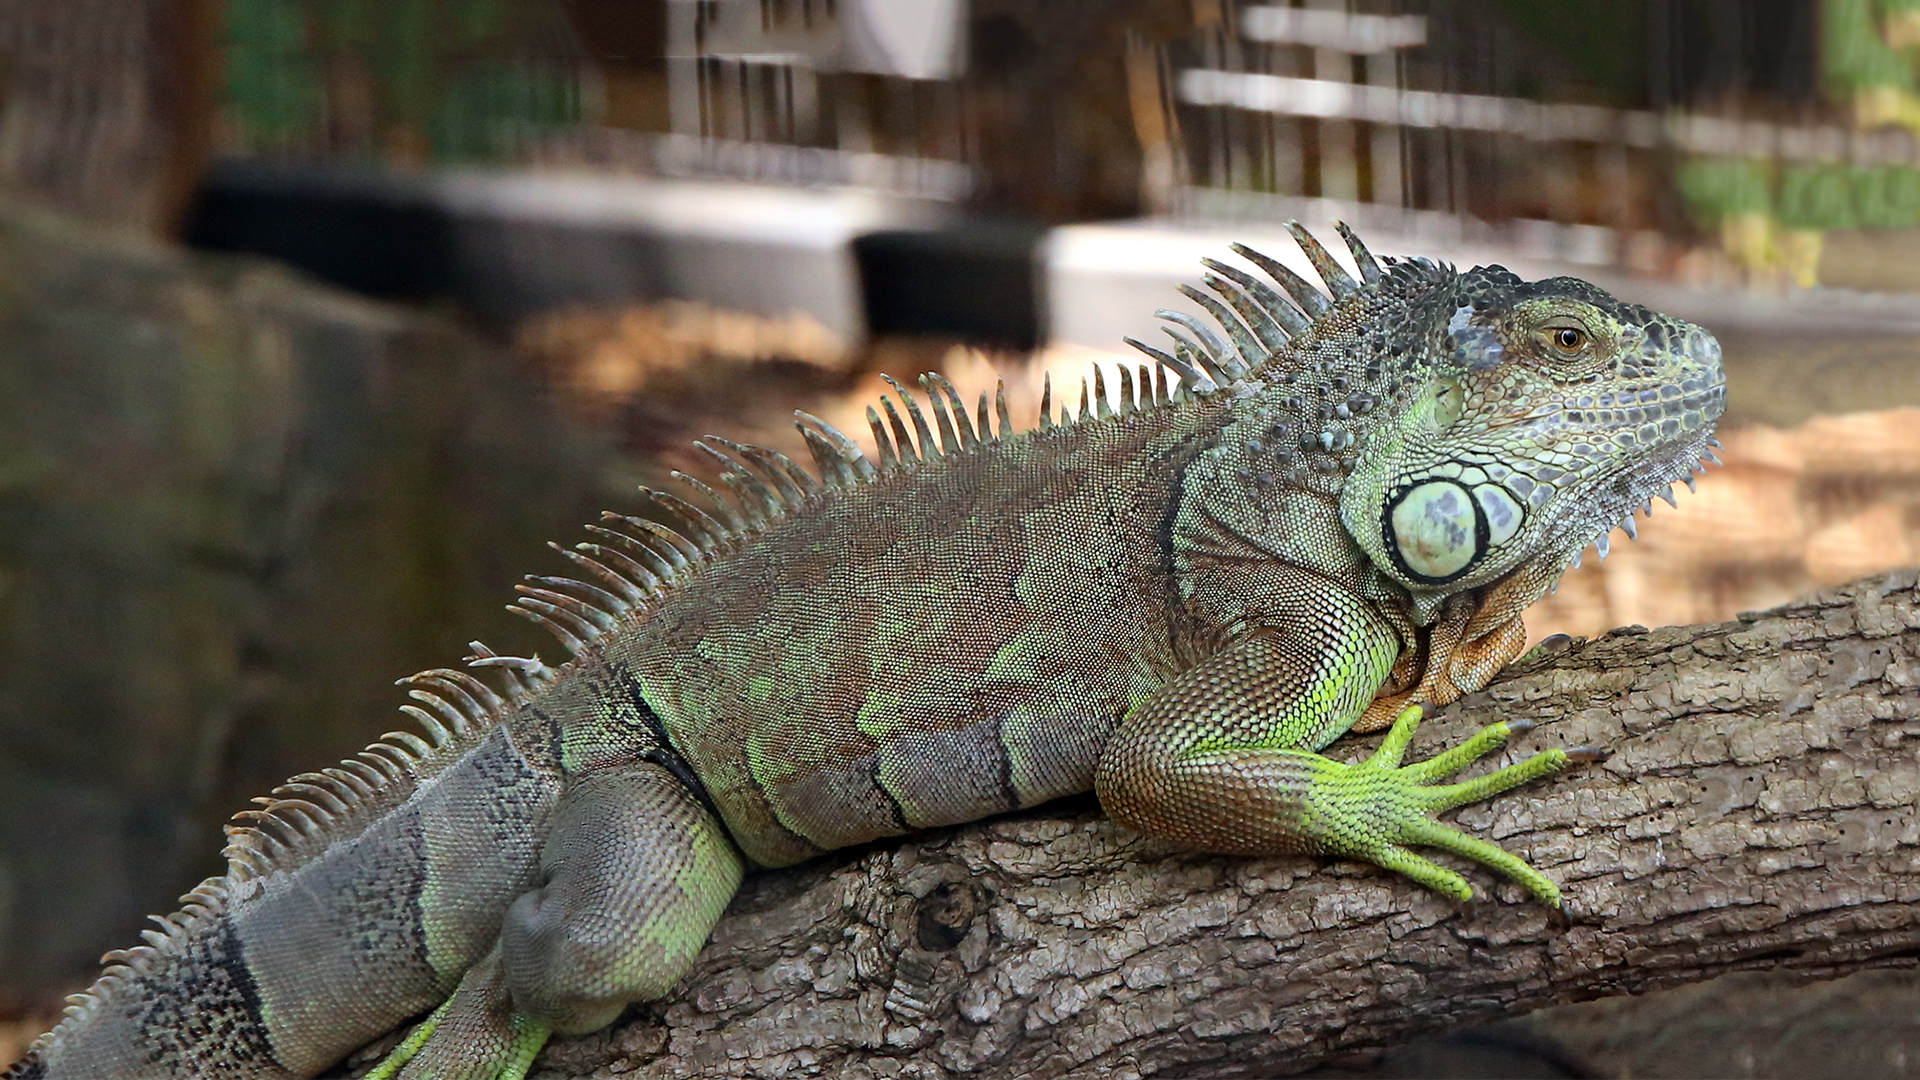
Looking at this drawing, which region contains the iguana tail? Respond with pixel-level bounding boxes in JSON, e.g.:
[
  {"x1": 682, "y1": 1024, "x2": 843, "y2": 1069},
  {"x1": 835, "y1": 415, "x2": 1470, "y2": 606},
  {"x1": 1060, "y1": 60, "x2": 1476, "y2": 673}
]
[{"x1": 7, "y1": 668, "x2": 563, "y2": 1080}]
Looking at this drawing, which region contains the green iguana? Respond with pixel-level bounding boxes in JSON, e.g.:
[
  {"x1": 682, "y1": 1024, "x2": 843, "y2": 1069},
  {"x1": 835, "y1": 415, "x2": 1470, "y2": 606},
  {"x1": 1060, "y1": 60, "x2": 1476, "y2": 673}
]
[{"x1": 8, "y1": 224, "x2": 1725, "y2": 1079}]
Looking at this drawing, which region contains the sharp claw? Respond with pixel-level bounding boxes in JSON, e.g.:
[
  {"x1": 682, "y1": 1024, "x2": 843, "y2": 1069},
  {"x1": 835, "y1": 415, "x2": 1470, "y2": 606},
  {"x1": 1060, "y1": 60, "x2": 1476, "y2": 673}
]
[
  {"x1": 1506, "y1": 718, "x2": 1535, "y2": 737},
  {"x1": 1566, "y1": 746, "x2": 1610, "y2": 764}
]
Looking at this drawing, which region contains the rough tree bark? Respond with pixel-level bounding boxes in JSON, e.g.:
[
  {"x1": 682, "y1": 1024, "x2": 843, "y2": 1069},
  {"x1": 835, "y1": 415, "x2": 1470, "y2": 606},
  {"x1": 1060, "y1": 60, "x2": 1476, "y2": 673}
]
[{"x1": 460, "y1": 572, "x2": 1920, "y2": 1079}]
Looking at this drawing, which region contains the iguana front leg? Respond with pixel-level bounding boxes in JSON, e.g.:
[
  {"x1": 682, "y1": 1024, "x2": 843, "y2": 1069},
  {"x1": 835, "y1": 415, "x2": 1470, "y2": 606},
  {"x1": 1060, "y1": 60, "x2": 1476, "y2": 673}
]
[
  {"x1": 1096, "y1": 591, "x2": 1582, "y2": 904},
  {"x1": 369, "y1": 761, "x2": 744, "y2": 1080}
]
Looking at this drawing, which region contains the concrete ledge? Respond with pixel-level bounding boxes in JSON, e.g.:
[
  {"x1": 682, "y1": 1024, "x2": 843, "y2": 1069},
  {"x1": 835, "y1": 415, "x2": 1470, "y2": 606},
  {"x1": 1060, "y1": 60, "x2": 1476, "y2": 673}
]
[{"x1": 188, "y1": 161, "x2": 953, "y2": 339}]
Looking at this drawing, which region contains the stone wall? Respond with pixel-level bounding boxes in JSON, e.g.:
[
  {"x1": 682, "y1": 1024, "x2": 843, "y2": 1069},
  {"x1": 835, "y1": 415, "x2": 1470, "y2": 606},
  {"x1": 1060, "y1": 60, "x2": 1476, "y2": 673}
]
[{"x1": 0, "y1": 198, "x2": 606, "y2": 1003}]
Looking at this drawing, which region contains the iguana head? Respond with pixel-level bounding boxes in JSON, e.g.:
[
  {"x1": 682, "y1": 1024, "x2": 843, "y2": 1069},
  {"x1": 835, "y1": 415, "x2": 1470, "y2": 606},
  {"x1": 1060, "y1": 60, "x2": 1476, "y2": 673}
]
[
  {"x1": 1338, "y1": 264, "x2": 1726, "y2": 616},
  {"x1": 1129, "y1": 224, "x2": 1724, "y2": 624}
]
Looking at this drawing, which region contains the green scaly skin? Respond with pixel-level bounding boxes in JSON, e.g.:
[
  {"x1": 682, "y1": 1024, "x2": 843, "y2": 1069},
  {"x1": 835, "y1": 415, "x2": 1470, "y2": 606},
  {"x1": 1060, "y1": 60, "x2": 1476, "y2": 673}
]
[{"x1": 6, "y1": 224, "x2": 1725, "y2": 1079}]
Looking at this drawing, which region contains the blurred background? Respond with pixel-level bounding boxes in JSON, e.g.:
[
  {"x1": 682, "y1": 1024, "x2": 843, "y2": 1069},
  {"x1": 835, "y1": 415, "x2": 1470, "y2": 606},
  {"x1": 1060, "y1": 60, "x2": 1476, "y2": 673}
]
[{"x1": 6, "y1": 1, "x2": 1920, "y2": 1076}]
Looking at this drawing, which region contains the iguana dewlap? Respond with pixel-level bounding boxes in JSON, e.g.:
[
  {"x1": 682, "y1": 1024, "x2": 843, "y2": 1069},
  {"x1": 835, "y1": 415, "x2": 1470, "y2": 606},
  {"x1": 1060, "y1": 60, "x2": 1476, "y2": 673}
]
[{"x1": 7, "y1": 225, "x2": 1725, "y2": 1079}]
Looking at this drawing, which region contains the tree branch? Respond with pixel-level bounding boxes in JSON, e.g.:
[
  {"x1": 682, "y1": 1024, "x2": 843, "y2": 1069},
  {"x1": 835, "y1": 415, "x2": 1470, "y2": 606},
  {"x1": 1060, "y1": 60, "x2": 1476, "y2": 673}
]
[{"x1": 523, "y1": 574, "x2": 1920, "y2": 1079}]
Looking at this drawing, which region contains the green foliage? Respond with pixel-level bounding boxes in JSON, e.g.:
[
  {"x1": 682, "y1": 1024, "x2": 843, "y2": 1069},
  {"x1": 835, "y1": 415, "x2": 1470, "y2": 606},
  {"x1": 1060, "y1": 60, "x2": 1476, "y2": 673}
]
[
  {"x1": 1778, "y1": 165, "x2": 1861, "y2": 231},
  {"x1": 1823, "y1": 0, "x2": 1918, "y2": 96},
  {"x1": 1854, "y1": 165, "x2": 1920, "y2": 226},
  {"x1": 225, "y1": 0, "x2": 322, "y2": 143},
  {"x1": 223, "y1": 0, "x2": 581, "y2": 162},
  {"x1": 428, "y1": 61, "x2": 582, "y2": 160},
  {"x1": 1678, "y1": 156, "x2": 1920, "y2": 233},
  {"x1": 1675, "y1": 157, "x2": 1773, "y2": 228}
]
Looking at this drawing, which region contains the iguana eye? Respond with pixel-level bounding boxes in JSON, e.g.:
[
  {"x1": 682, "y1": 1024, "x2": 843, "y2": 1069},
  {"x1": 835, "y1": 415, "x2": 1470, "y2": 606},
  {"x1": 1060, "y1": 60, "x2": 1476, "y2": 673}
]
[{"x1": 1544, "y1": 325, "x2": 1589, "y2": 357}]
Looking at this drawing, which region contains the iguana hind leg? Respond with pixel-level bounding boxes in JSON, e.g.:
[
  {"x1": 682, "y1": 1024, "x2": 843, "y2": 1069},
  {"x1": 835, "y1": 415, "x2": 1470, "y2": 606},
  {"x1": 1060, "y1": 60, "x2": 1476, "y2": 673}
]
[
  {"x1": 370, "y1": 761, "x2": 744, "y2": 1080},
  {"x1": 1096, "y1": 594, "x2": 1583, "y2": 905}
]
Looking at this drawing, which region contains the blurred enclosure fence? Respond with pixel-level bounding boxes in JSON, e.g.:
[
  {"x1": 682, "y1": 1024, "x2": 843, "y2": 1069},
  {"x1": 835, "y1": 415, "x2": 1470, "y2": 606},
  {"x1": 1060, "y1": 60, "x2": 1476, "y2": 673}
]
[
  {"x1": 543, "y1": 0, "x2": 976, "y2": 202},
  {"x1": 19, "y1": 0, "x2": 1920, "y2": 291},
  {"x1": 204, "y1": 0, "x2": 1920, "y2": 289},
  {"x1": 1159, "y1": 2, "x2": 1920, "y2": 287}
]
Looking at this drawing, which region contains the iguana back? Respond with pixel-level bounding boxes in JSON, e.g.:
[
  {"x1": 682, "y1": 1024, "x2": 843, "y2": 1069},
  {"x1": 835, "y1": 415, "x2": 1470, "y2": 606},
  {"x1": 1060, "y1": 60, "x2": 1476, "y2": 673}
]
[{"x1": 624, "y1": 396, "x2": 1226, "y2": 868}]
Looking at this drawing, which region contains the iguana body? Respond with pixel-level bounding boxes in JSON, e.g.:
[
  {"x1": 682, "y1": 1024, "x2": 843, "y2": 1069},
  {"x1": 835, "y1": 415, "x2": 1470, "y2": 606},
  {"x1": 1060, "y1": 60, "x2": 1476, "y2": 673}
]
[{"x1": 8, "y1": 226, "x2": 1725, "y2": 1079}]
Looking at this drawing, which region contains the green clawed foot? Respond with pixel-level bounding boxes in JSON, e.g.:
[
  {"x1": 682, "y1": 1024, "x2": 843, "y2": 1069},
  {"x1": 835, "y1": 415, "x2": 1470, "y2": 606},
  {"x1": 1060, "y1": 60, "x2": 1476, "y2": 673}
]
[{"x1": 1304, "y1": 703, "x2": 1603, "y2": 906}]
